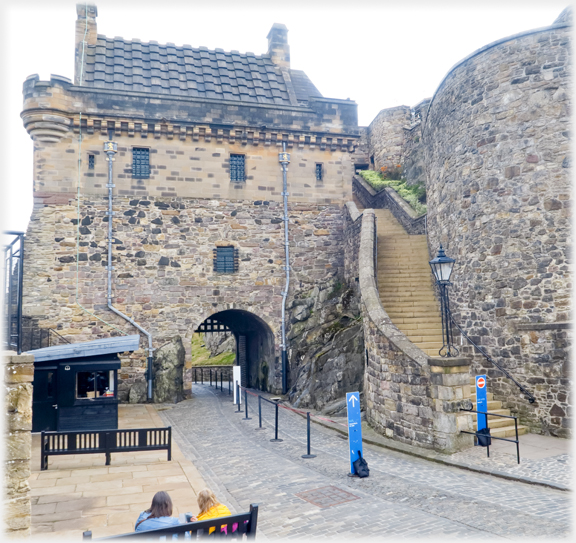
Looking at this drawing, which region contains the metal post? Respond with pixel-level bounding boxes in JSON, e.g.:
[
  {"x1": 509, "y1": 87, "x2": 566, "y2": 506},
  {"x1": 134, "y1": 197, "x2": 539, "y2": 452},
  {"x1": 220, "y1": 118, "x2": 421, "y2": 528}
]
[
  {"x1": 220, "y1": 371, "x2": 223, "y2": 391},
  {"x1": 302, "y1": 412, "x2": 317, "y2": 458},
  {"x1": 236, "y1": 382, "x2": 241, "y2": 413},
  {"x1": 270, "y1": 402, "x2": 283, "y2": 442},
  {"x1": 210, "y1": 369, "x2": 212, "y2": 387},
  {"x1": 515, "y1": 417, "x2": 520, "y2": 464},
  {"x1": 228, "y1": 372, "x2": 231, "y2": 395},
  {"x1": 201, "y1": 368, "x2": 203, "y2": 385},
  {"x1": 243, "y1": 389, "x2": 251, "y2": 420},
  {"x1": 255, "y1": 395, "x2": 265, "y2": 430},
  {"x1": 194, "y1": 367, "x2": 197, "y2": 384}
]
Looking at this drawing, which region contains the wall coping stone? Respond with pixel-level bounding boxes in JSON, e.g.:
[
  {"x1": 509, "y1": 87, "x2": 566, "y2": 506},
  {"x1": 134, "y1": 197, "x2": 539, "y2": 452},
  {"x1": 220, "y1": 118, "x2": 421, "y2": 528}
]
[
  {"x1": 428, "y1": 357, "x2": 471, "y2": 368},
  {"x1": 345, "y1": 200, "x2": 361, "y2": 222},
  {"x1": 358, "y1": 210, "x2": 429, "y2": 368}
]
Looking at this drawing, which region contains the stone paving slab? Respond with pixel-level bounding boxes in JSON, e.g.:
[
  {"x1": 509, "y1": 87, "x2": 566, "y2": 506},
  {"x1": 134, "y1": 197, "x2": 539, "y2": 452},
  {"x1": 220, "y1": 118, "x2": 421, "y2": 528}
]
[
  {"x1": 29, "y1": 404, "x2": 208, "y2": 540},
  {"x1": 158, "y1": 385, "x2": 572, "y2": 540}
]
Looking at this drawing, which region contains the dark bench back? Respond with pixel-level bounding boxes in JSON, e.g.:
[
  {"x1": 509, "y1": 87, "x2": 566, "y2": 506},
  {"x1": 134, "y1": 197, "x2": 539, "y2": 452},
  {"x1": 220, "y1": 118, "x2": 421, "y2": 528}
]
[
  {"x1": 41, "y1": 427, "x2": 171, "y2": 469},
  {"x1": 82, "y1": 504, "x2": 259, "y2": 540}
]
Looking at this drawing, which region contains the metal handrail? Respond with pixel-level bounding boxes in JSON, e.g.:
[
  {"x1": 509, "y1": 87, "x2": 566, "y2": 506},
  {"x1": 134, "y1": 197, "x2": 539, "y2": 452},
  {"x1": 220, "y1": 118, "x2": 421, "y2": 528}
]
[
  {"x1": 451, "y1": 316, "x2": 536, "y2": 404},
  {"x1": 49, "y1": 328, "x2": 71, "y2": 345},
  {"x1": 460, "y1": 407, "x2": 520, "y2": 464}
]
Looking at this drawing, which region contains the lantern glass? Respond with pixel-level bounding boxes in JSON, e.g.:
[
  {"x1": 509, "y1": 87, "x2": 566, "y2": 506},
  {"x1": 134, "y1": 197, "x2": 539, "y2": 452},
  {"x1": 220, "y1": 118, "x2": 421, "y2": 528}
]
[{"x1": 429, "y1": 245, "x2": 455, "y2": 283}]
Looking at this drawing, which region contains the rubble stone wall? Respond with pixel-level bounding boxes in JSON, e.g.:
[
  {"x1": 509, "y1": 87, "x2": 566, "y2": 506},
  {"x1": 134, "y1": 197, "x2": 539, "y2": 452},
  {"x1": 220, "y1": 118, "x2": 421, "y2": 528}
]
[
  {"x1": 3, "y1": 351, "x2": 34, "y2": 537},
  {"x1": 423, "y1": 21, "x2": 571, "y2": 436},
  {"x1": 23, "y1": 196, "x2": 345, "y2": 399},
  {"x1": 367, "y1": 106, "x2": 411, "y2": 171}
]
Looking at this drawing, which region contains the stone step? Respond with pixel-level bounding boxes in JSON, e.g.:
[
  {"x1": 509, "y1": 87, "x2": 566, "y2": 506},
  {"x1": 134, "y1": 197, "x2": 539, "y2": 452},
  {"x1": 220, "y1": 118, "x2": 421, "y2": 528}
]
[
  {"x1": 410, "y1": 341, "x2": 444, "y2": 349},
  {"x1": 489, "y1": 425, "x2": 528, "y2": 438},
  {"x1": 383, "y1": 302, "x2": 439, "y2": 311},
  {"x1": 391, "y1": 316, "x2": 442, "y2": 324},
  {"x1": 386, "y1": 311, "x2": 443, "y2": 319},
  {"x1": 396, "y1": 322, "x2": 443, "y2": 331},
  {"x1": 403, "y1": 334, "x2": 444, "y2": 343},
  {"x1": 398, "y1": 328, "x2": 443, "y2": 336},
  {"x1": 470, "y1": 392, "x2": 494, "y2": 401}
]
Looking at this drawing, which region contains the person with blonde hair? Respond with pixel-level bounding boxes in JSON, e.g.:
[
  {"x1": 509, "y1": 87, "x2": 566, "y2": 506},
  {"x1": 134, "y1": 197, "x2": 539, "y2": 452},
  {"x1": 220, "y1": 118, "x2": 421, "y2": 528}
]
[
  {"x1": 135, "y1": 491, "x2": 180, "y2": 532},
  {"x1": 190, "y1": 489, "x2": 235, "y2": 534}
]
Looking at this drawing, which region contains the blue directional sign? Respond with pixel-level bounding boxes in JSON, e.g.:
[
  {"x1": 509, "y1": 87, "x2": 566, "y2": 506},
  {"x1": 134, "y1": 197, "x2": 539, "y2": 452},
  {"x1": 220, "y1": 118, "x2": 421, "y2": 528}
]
[
  {"x1": 475, "y1": 375, "x2": 488, "y2": 434},
  {"x1": 346, "y1": 392, "x2": 363, "y2": 474}
]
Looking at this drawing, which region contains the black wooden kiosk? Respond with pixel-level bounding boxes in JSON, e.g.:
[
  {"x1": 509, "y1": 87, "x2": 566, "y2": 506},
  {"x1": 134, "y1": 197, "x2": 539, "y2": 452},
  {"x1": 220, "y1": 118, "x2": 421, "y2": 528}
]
[{"x1": 28, "y1": 335, "x2": 140, "y2": 432}]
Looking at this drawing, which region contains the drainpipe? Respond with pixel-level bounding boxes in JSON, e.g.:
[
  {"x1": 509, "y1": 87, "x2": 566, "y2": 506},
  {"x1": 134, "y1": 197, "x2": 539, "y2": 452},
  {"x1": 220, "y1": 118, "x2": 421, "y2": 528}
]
[
  {"x1": 104, "y1": 140, "x2": 154, "y2": 401},
  {"x1": 278, "y1": 143, "x2": 291, "y2": 394}
]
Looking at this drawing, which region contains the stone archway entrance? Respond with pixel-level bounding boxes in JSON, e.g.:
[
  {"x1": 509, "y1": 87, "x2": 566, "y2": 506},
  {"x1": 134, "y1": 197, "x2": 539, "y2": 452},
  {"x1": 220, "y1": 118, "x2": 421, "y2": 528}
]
[{"x1": 195, "y1": 310, "x2": 276, "y2": 392}]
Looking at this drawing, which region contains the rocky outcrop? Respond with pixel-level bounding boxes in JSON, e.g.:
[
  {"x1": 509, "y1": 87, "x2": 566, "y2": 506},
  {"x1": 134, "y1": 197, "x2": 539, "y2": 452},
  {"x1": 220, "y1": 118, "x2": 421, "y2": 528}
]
[
  {"x1": 287, "y1": 278, "x2": 364, "y2": 410},
  {"x1": 153, "y1": 336, "x2": 185, "y2": 403},
  {"x1": 204, "y1": 332, "x2": 235, "y2": 357}
]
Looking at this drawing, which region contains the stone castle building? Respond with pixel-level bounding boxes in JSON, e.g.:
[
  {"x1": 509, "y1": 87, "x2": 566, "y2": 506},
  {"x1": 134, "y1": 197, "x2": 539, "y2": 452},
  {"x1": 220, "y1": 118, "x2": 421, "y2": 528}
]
[{"x1": 21, "y1": 4, "x2": 570, "y2": 445}]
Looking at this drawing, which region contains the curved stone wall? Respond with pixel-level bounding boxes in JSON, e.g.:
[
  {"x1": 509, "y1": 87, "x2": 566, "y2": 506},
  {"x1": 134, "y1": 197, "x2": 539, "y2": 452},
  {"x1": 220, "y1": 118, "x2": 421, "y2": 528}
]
[{"x1": 423, "y1": 19, "x2": 571, "y2": 436}]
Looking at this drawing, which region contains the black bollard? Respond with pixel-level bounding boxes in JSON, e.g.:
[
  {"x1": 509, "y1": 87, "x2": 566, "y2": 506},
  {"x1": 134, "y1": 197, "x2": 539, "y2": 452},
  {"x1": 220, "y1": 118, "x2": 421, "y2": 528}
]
[
  {"x1": 242, "y1": 389, "x2": 252, "y2": 420},
  {"x1": 194, "y1": 367, "x2": 197, "y2": 384},
  {"x1": 210, "y1": 369, "x2": 212, "y2": 387},
  {"x1": 255, "y1": 395, "x2": 265, "y2": 430},
  {"x1": 220, "y1": 371, "x2": 223, "y2": 391},
  {"x1": 228, "y1": 372, "x2": 231, "y2": 396},
  {"x1": 270, "y1": 402, "x2": 283, "y2": 442},
  {"x1": 236, "y1": 382, "x2": 241, "y2": 413},
  {"x1": 302, "y1": 412, "x2": 317, "y2": 459}
]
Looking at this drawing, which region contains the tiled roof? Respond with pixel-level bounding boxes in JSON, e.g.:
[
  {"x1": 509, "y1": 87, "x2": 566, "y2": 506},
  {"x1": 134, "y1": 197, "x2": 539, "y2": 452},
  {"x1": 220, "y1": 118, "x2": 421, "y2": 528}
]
[{"x1": 82, "y1": 36, "x2": 322, "y2": 106}]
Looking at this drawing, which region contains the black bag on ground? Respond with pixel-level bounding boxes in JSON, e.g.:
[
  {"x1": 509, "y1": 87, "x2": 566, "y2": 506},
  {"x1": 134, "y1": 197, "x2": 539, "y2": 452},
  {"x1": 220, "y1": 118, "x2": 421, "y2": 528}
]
[
  {"x1": 476, "y1": 427, "x2": 491, "y2": 447},
  {"x1": 353, "y1": 450, "x2": 370, "y2": 477}
]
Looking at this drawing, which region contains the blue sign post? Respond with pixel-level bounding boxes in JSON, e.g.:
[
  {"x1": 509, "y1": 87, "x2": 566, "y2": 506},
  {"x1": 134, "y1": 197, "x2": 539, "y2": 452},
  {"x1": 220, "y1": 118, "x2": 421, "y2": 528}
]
[
  {"x1": 475, "y1": 374, "x2": 488, "y2": 435},
  {"x1": 346, "y1": 392, "x2": 363, "y2": 475}
]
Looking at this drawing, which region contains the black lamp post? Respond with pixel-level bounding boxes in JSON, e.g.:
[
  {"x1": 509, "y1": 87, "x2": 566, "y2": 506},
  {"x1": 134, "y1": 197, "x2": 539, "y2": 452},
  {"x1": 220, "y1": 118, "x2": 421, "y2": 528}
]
[{"x1": 429, "y1": 244, "x2": 459, "y2": 357}]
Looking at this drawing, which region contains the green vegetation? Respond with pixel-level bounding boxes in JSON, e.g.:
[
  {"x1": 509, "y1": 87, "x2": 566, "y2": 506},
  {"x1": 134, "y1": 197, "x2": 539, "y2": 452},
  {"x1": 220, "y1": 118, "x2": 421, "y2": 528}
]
[
  {"x1": 359, "y1": 170, "x2": 427, "y2": 216},
  {"x1": 190, "y1": 334, "x2": 235, "y2": 366}
]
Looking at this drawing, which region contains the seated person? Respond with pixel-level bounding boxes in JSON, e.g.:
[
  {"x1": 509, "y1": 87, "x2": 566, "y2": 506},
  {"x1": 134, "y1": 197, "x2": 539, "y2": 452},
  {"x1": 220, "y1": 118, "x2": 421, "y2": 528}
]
[
  {"x1": 189, "y1": 489, "x2": 234, "y2": 534},
  {"x1": 135, "y1": 491, "x2": 181, "y2": 532}
]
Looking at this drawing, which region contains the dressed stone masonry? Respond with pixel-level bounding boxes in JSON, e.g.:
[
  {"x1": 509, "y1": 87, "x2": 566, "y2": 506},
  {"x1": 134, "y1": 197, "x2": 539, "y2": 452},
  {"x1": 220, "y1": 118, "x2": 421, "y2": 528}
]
[
  {"x1": 3, "y1": 352, "x2": 34, "y2": 537},
  {"x1": 22, "y1": 3, "x2": 360, "y2": 400}
]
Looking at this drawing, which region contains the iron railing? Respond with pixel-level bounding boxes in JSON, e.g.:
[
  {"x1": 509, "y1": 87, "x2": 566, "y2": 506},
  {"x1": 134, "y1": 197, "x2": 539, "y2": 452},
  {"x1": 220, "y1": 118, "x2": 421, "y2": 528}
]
[
  {"x1": 452, "y1": 316, "x2": 536, "y2": 404},
  {"x1": 460, "y1": 407, "x2": 521, "y2": 463},
  {"x1": 3, "y1": 232, "x2": 25, "y2": 353}
]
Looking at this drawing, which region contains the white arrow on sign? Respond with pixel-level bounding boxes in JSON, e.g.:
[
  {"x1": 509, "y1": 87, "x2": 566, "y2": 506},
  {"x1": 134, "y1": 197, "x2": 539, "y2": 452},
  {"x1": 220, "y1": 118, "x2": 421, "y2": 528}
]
[{"x1": 348, "y1": 395, "x2": 358, "y2": 407}]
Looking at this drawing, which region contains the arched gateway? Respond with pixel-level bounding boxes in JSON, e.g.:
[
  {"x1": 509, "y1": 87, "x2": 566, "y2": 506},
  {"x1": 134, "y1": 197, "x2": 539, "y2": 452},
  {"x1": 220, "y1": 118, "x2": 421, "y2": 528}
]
[{"x1": 194, "y1": 310, "x2": 276, "y2": 392}]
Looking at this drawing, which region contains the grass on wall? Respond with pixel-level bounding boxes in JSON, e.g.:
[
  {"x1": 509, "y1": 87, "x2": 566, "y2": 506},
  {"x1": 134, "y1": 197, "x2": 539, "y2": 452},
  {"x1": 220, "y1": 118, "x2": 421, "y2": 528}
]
[
  {"x1": 190, "y1": 333, "x2": 235, "y2": 366},
  {"x1": 359, "y1": 170, "x2": 427, "y2": 216}
]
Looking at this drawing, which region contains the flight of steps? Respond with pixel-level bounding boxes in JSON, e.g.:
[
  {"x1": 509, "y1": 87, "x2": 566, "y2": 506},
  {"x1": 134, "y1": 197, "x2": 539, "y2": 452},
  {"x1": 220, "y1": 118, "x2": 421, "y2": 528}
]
[
  {"x1": 470, "y1": 377, "x2": 528, "y2": 438},
  {"x1": 369, "y1": 205, "x2": 445, "y2": 357}
]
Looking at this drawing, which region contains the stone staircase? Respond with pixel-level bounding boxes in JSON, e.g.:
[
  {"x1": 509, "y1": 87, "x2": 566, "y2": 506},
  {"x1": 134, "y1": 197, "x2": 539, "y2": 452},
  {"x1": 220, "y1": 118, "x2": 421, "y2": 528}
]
[
  {"x1": 352, "y1": 196, "x2": 530, "y2": 439},
  {"x1": 369, "y1": 205, "x2": 445, "y2": 357},
  {"x1": 469, "y1": 377, "x2": 528, "y2": 438}
]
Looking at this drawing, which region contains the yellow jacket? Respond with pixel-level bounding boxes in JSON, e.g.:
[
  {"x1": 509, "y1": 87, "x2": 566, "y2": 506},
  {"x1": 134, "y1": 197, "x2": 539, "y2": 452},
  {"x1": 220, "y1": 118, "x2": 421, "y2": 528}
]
[{"x1": 197, "y1": 504, "x2": 232, "y2": 534}]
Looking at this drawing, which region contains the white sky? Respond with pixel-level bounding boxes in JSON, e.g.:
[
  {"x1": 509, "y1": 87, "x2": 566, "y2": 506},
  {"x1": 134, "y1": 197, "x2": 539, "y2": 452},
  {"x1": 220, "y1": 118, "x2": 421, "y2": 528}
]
[{"x1": 0, "y1": 0, "x2": 568, "y2": 236}]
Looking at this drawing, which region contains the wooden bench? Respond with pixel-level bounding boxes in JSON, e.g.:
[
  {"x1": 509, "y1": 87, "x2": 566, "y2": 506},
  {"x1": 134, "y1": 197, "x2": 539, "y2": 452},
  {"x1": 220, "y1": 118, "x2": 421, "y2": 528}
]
[
  {"x1": 40, "y1": 427, "x2": 171, "y2": 470},
  {"x1": 82, "y1": 504, "x2": 259, "y2": 540}
]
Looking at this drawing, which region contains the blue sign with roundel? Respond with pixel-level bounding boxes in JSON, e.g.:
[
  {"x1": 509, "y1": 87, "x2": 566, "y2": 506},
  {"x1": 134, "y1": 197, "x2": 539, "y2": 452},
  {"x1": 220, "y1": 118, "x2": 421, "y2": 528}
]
[
  {"x1": 475, "y1": 375, "x2": 488, "y2": 434},
  {"x1": 346, "y1": 392, "x2": 363, "y2": 474}
]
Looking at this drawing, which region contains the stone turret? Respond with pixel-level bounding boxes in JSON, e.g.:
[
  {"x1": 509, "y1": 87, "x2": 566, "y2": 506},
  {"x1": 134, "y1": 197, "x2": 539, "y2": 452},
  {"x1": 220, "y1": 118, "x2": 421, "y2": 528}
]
[
  {"x1": 75, "y1": 3, "x2": 98, "y2": 85},
  {"x1": 267, "y1": 23, "x2": 290, "y2": 69}
]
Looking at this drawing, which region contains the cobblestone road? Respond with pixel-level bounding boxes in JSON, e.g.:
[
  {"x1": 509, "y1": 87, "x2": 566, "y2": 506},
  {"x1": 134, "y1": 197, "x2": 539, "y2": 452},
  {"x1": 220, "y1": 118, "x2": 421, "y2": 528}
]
[{"x1": 159, "y1": 386, "x2": 571, "y2": 540}]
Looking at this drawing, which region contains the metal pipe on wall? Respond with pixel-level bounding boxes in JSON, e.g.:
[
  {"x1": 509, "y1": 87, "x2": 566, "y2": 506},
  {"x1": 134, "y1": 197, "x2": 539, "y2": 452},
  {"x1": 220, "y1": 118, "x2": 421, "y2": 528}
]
[
  {"x1": 104, "y1": 140, "x2": 154, "y2": 401},
  {"x1": 279, "y1": 142, "x2": 290, "y2": 394}
]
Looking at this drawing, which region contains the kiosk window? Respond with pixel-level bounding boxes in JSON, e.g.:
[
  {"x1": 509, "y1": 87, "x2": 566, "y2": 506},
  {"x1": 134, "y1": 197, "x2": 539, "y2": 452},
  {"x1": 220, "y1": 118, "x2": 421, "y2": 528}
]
[{"x1": 76, "y1": 370, "x2": 115, "y2": 399}]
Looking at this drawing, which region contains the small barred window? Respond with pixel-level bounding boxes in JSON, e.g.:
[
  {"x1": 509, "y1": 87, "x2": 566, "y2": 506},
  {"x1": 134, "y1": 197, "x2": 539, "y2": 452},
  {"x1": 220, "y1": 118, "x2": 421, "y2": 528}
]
[
  {"x1": 88, "y1": 154, "x2": 95, "y2": 169},
  {"x1": 132, "y1": 148, "x2": 150, "y2": 179},
  {"x1": 213, "y1": 246, "x2": 239, "y2": 273},
  {"x1": 230, "y1": 154, "x2": 245, "y2": 182},
  {"x1": 315, "y1": 163, "x2": 323, "y2": 181}
]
